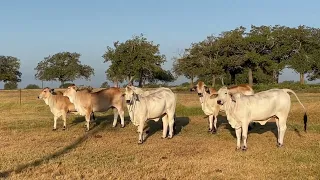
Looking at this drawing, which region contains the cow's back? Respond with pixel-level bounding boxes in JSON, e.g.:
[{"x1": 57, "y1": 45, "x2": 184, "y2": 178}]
[
  {"x1": 236, "y1": 89, "x2": 291, "y2": 120},
  {"x1": 48, "y1": 95, "x2": 75, "y2": 114},
  {"x1": 228, "y1": 84, "x2": 254, "y2": 95},
  {"x1": 91, "y1": 87, "x2": 123, "y2": 112},
  {"x1": 139, "y1": 88, "x2": 176, "y2": 118}
]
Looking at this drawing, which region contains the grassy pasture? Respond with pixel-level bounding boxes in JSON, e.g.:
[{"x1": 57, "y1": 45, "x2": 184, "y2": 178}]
[{"x1": 0, "y1": 89, "x2": 320, "y2": 180}]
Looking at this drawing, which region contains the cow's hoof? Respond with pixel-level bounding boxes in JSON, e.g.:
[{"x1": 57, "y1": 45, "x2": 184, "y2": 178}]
[
  {"x1": 167, "y1": 135, "x2": 173, "y2": 139},
  {"x1": 62, "y1": 126, "x2": 66, "y2": 130},
  {"x1": 138, "y1": 140, "x2": 143, "y2": 144},
  {"x1": 242, "y1": 146, "x2": 247, "y2": 151},
  {"x1": 277, "y1": 143, "x2": 283, "y2": 148},
  {"x1": 208, "y1": 128, "x2": 212, "y2": 132},
  {"x1": 121, "y1": 124, "x2": 125, "y2": 128},
  {"x1": 211, "y1": 129, "x2": 217, "y2": 134},
  {"x1": 161, "y1": 136, "x2": 167, "y2": 139},
  {"x1": 235, "y1": 147, "x2": 241, "y2": 151},
  {"x1": 112, "y1": 124, "x2": 117, "y2": 128},
  {"x1": 52, "y1": 128, "x2": 57, "y2": 131}
]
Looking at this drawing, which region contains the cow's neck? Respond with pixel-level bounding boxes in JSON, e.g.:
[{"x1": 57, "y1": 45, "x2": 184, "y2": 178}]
[
  {"x1": 43, "y1": 94, "x2": 52, "y2": 105},
  {"x1": 201, "y1": 91, "x2": 210, "y2": 104}
]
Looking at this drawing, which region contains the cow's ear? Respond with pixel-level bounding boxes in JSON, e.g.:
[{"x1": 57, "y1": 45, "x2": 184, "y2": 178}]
[
  {"x1": 229, "y1": 93, "x2": 236, "y2": 102},
  {"x1": 134, "y1": 93, "x2": 139, "y2": 101},
  {"x1": 190, "y1": 86, "x2": 197, "y2": 92},
  {"x1": 204, "y1": 86, "x2": 210, "y2": 94},
  {"x1": 210, "y1": 93, "x2": 218, "y2": 99},
  {"x1": 49, "y1": 89, "x2": 54, "y2": 93}
]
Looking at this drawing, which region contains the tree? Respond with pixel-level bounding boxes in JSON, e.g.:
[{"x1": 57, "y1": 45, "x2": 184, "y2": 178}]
[
  {"x1": 150, "y1": 68, "x2": 175, "y2": 84},
  {"x1": 25, "y1": 84, "x2": 40, "y2": 89},
  {"x1": 243, "y1": 25, "x2": 275, "y2": 85},
  {"x1": 35, "y1": 52, "x2": 94, "y2": 85},
  {"x1": 172, "y1": 51, "x2": 202, "y2": 87},
  {"x1": 4, "y1": 81, "x2": 18, "y2": 90},
  {"x1": 0, "y1": 56, "x2": 22, "y2": 83},
  {"x1": 100, "y1": 81, "x2": 110, "y2": 88},
  {"x1": 218, "y1": 26, "x2": 247, "y2": 84},
  {"x1": 288, "y1": 26, "x2": 320, "y2": 84},
  {"x1": 103, "y1": 34, "x2": 166, "y2": 87}
]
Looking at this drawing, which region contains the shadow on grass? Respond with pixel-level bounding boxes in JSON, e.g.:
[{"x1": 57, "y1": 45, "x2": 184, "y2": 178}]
[
  {"x1": 217, "y1": 115, "x2": 279, "y2": 140},
  {"x1": 143, "y1": 116, "x2": 190, "y2": 142},
  {"x1": 68, "y1": 112, "x2": 131, "y2": 129},
  {"x1": 0, "y1": 116, "x2": 114, "y2": 178}
]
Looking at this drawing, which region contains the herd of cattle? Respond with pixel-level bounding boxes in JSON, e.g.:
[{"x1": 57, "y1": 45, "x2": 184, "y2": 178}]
[{"x1": 37, "y1": 82, "x2": 307, "y2": 150}]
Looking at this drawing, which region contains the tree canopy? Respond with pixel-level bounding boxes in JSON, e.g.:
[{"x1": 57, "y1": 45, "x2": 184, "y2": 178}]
[
  {"x1": 34, "y1": 52, "x2": 95, "y2": 85},
  {"x1": 102, "y1": 34, "x2": 170, "y2": 87},
  {"x1": 173, "y1": 25, "x2": 320, "y2": 86},
  {"x1": 0, "y1": 56, "x2": 22, "y2": 83}
]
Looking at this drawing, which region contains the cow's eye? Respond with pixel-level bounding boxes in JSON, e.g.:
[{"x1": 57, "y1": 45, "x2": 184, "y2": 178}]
[{"x1": 225, "y1": 93, "x2": 227, "y2": 94}]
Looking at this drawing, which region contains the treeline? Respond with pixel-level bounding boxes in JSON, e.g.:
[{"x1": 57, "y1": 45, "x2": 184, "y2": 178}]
[
  {"x1": 173, "y1": 25, "x2": 320, "y2": 87},
  {"x1": 1, "y1": 25, "x2": 320, "y2": 89}
]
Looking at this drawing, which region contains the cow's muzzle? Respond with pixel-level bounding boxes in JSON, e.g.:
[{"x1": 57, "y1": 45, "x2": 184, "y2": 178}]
[
  {"x1": 217, "y1": 100, "x2": 223, "y2": 105},
  {"x1": 198, "y1": 93, "x2": 203, "y2": 97},
  {"x1": 126, "y1": 100, "x2": 131, "y2": 104}
]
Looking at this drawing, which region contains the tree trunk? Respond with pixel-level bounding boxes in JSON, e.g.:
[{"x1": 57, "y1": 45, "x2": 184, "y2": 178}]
[
  {"x1": 273, "y1": 70, "x2": 279, "y2": 84},
  {"x1": 138, "y1": 71, "x2": 143, "y2": 87},
  {"x1": 61, "y1": 81, "x2": 64, "y2": 87},
  {"x1": 221, "y1": 76, "x2": 225, "y2": 86},
  {"x1": 41, "y1": 81, "x2": 43, "y2": 89},
  {"x1": 190, "y1": 75, "x2": 194, "y2": 88},
  {"x1": 300, "y1": 73, "x2": 305, "y2": 85},
  {"x1": 212, "y1": 75, "x2": 216, "y2": 87},
  {"x1": 114, "y1": 80, "x2": 119, "y2": 88},
  {"x1": 230, "y1": 73, "x2": 236, "y2": 85},
  {"x1": 248, "y1": 68, "x2": 253, "y2": 86}
]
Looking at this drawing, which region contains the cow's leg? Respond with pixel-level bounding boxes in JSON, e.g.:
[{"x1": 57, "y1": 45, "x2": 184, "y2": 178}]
[
  {"x1": 85, "y1": 113, "x2": 91, "y2": 132},
  {"x1": 275, "y1": 117, "x2": 280, "y2": 145},
  {"x1": 138, "y1": 120, "x2": 144, "y2": 144},
  {"x1": 112, "y1": 108, "x2": 119, "y2": 127},
  {"x1": 162, "y1": 115, "x2": 169, "y2": 139},
  {"x1": 241, "y1": 122, "x2": 249, "y2": 151},
  {"x1": 208, "y1": 115, "x2": 213, "y2": 132},
  {"x1": 212, "y1": 115, "x2": 217, "y2": 134},
  {"x1": 118, "y1": 108, "x2": 125, "y2": 128},
  {"x1": 277, "y1": 115, "x2": 288, "y2": 148},
  {"x1": 168, "y1": 114, "x2": 175, "y2": 139},
  {"x1": 53, "y1": 116, "x2": 58, "y2": 131},
  {"x1": 62, "y1": 113, "x2": 67, "y2": 130},
  {"x1": 235, "y1": 127, "x2": 242, "y2": 150}
]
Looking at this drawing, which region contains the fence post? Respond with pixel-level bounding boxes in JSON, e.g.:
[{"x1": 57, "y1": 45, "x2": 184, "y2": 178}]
[{"x1": 20, "y1": 88, "x2": 22, "y2": 105}]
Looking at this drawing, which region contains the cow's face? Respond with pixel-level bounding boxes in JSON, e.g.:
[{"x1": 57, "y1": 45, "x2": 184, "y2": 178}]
[
  {"x1": 124, "y1": 86, "x2": 138, "y2": 104},
  {"x1": 38, "y1": 87, "x2": 52, "y2": 99},
  {"x1": 190, "y1": 81, "x2": 210, "y2": 97},
  {"x1": 63, "y1": 84, "x2": 77, "y2": 98},
  {"x1": 211, "y1": 86, "x2": 229, "y2": 105}
]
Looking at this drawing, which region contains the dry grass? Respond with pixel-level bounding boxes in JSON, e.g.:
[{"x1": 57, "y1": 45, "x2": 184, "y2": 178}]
[{"x1": 0, "y1": 89, "x2": 320, "y2": 180}]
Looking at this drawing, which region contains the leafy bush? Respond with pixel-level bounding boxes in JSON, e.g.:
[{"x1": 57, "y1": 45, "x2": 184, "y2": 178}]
[
  {"x1": 25, "y1": 84, "x2": 40, "y2": 89},
  {"x1": 100, "y1": 82, "x2": 110, "y2": 88},
  {"x1": 59, "y1": 83, "x2": 74, "y2": 88},
  {"x1": 4, "y1": 81, "x2": 18, "y2": 90}
]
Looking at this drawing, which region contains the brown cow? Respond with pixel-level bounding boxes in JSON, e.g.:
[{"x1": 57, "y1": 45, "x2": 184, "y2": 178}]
[
  {"x1": 38, "y1": 87, "x2": 78, "y2": 130},
  {"x1": 63, "y1": 84, "x2": 125, "y2": 131}
]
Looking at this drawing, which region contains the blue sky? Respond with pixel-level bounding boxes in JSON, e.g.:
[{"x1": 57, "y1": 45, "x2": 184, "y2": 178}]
[{"x1": 1, "y1": 0, "x2": 319, "y2": 88}]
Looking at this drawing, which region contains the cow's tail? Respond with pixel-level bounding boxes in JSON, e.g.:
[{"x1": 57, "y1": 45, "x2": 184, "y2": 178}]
[{"x1": 283, "y1": 89, "x2": 308, "y2": 132}]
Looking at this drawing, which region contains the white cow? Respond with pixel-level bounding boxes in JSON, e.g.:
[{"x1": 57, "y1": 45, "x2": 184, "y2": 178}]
[
  {"x1": 191, "y1": 81, "x2": 255, "y2": 134},
  {"x1": 212, "y1": 86, "x2": 307, "y2": 150},
  {"x1": 126, "y1": 85, "x2": 167, "y2": 126},
  {"x1": 124, "y1": 86, "x2": 177, "y2": 144}
]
